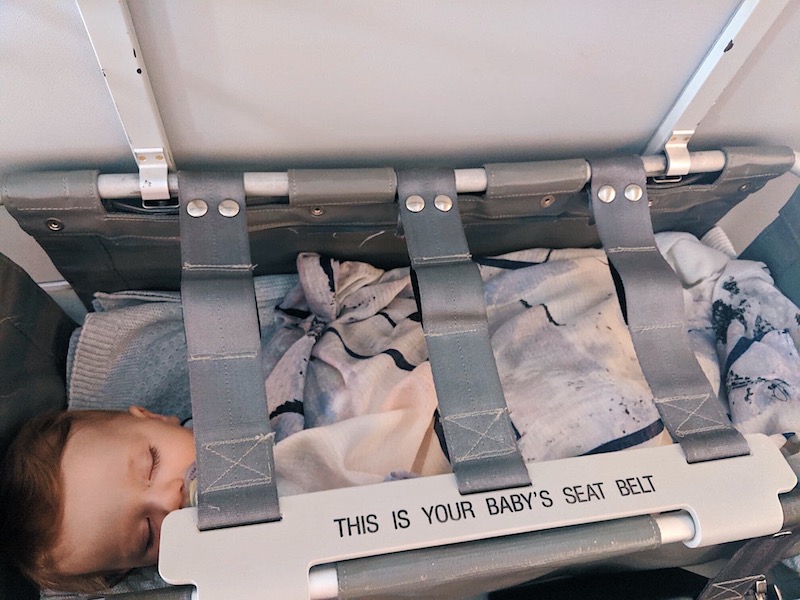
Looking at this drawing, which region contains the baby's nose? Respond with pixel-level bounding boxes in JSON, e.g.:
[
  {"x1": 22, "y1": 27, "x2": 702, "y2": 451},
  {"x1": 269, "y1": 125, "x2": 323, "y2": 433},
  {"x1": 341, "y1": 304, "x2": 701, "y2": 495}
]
[{"x1": 150, "y1": 476, "x2": 187, "y2": 514}]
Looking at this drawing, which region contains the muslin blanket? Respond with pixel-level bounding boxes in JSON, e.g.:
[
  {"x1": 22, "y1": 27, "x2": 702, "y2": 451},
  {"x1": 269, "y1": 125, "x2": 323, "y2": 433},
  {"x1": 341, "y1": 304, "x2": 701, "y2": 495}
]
[{"x1": 66, "y1": 230, "x2": 800, "y2": 487}]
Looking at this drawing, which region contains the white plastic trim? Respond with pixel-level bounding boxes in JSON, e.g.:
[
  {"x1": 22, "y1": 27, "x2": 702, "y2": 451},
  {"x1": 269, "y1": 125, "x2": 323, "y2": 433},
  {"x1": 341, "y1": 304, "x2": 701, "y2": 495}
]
[{"x1": 308, "y1": 565, "x2": 339, "y2": 600}]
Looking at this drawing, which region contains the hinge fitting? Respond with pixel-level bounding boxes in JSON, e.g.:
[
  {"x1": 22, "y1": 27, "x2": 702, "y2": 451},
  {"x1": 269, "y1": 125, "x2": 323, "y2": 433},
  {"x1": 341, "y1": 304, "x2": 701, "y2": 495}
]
[
  {"x1": 664, "y1": 130, "x2": 694, "y2": 177},
  {"x1": 135, "y1": 148, "x2": 171, "y2": 202}
]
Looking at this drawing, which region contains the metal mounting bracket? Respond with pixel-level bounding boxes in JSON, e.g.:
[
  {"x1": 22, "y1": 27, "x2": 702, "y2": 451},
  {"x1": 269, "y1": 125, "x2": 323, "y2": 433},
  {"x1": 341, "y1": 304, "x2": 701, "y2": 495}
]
[
  {"x1": 76, "y1": 0, "x2": 174, "y2": 201},
  {"x1": 664, "y1": 130, "x2": 694, "y2": 177},
  {"x1": 135, "y1": 148, "x2": 170, "y2": 202},
  {"x1": 644, "y1": 0, "x2": 792, "y2": 157}
]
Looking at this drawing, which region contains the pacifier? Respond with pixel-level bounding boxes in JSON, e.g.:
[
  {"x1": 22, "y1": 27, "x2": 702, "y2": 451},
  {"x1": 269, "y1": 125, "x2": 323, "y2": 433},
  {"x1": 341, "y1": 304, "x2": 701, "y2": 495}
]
[{"x1": 184, "y1": 462, "x2": 198, "y2": 508}]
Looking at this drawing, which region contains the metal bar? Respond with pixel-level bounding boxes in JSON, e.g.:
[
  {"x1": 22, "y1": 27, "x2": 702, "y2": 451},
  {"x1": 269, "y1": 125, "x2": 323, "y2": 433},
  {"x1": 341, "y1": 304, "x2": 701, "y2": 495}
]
[
  {"x1": 0, "y1": 150, "x2": 793, "y2": 207},
  {"x1": 643, "y1": 0, "x2": 792, "y2": 155},
  {"x1": 88, "y1": 151, "x2": 733, "y2": 201}
]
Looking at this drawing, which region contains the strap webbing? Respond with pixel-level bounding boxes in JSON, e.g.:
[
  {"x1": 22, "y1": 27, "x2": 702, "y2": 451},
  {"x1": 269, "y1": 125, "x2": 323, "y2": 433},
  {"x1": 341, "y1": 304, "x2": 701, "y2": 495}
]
[
  {"x1": 397, "y1": 169, "x2": 530, "y2": 494},
  {"x1": 589, "y1": 157, "x2": 749, "y2": 463},
  {"x1": 697, "y1": 531, "x2": 798, "y2": 600},
  {"x1": 178, "y1": 172, "x2": 280, "y2": 530}
]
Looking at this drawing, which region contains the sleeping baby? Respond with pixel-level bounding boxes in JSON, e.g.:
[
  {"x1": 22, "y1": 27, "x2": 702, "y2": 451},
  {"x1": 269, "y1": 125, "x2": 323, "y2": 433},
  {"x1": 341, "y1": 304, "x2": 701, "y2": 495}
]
[
  {"x1": 2, "y1": 230, "x2": 800, "y2": 594},
  {"x1": 0, "y1": 406, "x2": 195, "y2": 593},
  {"x1": 0, "y1": 385, "x2": 450, "y2": 594}
]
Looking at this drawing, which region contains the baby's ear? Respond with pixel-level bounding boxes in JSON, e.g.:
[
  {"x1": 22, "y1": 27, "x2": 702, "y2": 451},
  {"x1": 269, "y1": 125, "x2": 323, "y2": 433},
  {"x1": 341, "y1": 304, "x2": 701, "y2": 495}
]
[{"x1": 128, "y1": 406, "x2": 181, "y2": 425}]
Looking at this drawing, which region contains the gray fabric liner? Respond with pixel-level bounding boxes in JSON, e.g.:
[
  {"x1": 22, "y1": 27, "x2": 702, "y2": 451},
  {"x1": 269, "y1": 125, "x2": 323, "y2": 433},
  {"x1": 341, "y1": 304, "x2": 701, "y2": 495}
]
[
  {"x1": 589, "y1": 156, "x2": 749, "y2": 463},
  {"x1": 94, "y1": 586, "x2": 194, "y2": 600},
  {"x1": 178, "y1": 172, "x2": 280, "y2": 529},
  {"x1": 742, "y1": 183, "x2": 800, "y2": 307},
  {"x1": 396, "y1": 168, "x2": 529, "y2": 494}
]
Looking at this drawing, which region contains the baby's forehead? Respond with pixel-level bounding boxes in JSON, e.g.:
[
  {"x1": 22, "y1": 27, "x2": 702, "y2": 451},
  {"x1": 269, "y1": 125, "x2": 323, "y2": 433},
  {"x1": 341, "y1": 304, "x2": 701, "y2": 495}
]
[{"x1": 65, "y1": 412, "x2": 138, "y2": 451}]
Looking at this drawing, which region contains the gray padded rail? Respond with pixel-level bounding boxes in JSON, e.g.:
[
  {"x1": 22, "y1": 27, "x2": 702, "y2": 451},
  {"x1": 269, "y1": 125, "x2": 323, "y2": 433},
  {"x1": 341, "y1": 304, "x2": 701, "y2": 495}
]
[
  {"x1": 287, "y1": 168, "x2": 397, "y2": 206},
  {"x1": 336, "y1": 515, "x2": 661, "y2": 599}
]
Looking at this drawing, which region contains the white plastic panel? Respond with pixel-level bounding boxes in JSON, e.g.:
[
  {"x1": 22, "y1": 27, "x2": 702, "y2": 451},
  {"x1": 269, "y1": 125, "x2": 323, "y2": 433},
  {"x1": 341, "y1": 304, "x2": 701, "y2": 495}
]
[
  {"x1": 3, "y1": 0, "x2": 799, "y2": 178},
  {"x1": 126, "y1": 0, "x2": 743, "y2": 168},
  {"x1": 160, "y1": 434, "x2": 795, "y2": 599},
  {"x1": 693, "y1": 0, "x2": 800, "y2": 149},
  {"x1": 5, "y1": 0, "x2": 800, "y2": 175},
  {"x1": 0, "y1": 1, "x2": 134, "y2": 175}
]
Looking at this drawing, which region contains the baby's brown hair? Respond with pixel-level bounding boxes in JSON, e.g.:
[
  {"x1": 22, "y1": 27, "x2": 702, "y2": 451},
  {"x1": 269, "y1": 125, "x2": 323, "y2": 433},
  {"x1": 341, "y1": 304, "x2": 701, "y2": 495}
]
[{"x1": 0, "y1": 410, "x2": 124, "y2": 593}]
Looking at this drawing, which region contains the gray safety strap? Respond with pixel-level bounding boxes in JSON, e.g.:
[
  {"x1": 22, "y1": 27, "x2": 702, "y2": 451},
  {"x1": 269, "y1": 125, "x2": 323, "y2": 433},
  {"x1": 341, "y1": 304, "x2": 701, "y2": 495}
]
[
  {"x1": 697, "y1": 531, "x2": 798, "y2": 600},
  {"x1": 589, "y1": 157, "x2": 750, "y2": 463},
  {"x1": 178, "y1": 172, "x2": 280, "y2": 530},
  {"x1": 397, "y1": 169, "x2": 530, "y2": 494}
]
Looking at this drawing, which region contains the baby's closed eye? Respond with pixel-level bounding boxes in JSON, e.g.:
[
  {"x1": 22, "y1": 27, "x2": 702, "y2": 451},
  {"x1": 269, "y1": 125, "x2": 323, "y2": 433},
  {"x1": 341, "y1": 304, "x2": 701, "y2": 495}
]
[{"x1": 148, "y1": 446, "x2": 161, "y2": 479}]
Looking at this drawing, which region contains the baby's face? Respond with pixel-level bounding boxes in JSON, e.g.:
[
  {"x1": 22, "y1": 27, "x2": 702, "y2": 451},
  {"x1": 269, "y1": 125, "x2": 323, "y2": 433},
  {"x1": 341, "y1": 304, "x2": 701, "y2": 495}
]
[{"x1": 52, "y1": 407, "x2": 195, "y2": 578}]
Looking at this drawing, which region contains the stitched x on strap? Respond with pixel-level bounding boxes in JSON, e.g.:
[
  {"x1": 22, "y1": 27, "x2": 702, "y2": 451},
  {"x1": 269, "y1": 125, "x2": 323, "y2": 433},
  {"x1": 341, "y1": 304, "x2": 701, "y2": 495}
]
[{"x1": 697, "y1": 530, "x2": 800, "y2": 600}]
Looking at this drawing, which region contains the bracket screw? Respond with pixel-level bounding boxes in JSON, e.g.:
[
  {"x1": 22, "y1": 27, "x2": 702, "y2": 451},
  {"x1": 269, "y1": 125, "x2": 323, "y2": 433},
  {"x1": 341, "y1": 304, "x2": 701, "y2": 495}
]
[
  {"x1": 46, "y1": 218, "x2": 64, "y2": 231},
  {"x1": 405, "y1": 195, "x2": 425, "y2": 212},
  {"x1": 597, "y1": 185, "x2": 616, "y2": 203},
  {"x1": 624, "y1": 184, "x2": 643, "y2": 202},
  {"x1": 219, "y1": 199, "x2": 240, "y2": 217},
  {"x1": 187, "y1": 199, "x2": 208, "y2": 217},
  {"x1": 434, "y1": 195, "x2": 453, "y2": 212}
]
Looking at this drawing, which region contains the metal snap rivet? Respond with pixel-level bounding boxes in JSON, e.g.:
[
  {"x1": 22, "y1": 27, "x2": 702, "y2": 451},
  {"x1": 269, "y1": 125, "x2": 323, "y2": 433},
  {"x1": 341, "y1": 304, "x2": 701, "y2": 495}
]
[
  {"x1": 310, "y1": 206, "x2": 325, "y2": 216},
  {"x1": 739, "y1": 184, "x2": 749, "y2": 192},
  {"x1": 597, "y1": 185, "x2": 616, "y2": 203},
  {"x1": 186, "y1": 199, "x2": 208, "y2": 217},
  {"x1": 46, "y1": 218, "x2": 64, "y2": 232},
  {"x1": 218, "y1": 199, "x2": 240, "y2": 217},
  {"x1": 540, "y1": 195, "x2": 556, "y2": 208},
  {"x1": 405, "y1": 195, "x2": 425, "y2": 213},
  {"x1": 624, "y1": 184, "x2": 643, "y2": 202},
  {"x1": 434, "y1": 194, "x2": 453, "y2": 212}
]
